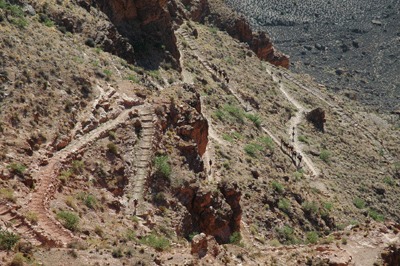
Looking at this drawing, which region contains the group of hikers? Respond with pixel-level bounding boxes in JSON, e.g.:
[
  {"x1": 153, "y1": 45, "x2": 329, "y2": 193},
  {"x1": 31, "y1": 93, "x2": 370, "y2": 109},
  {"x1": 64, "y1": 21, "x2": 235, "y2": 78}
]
[
  {"x1": 280, "y1": 137, "x2": 302, "y2": 167},
  {"x1": 209, "y1": 63, "x2": 230, "y2": 83}
]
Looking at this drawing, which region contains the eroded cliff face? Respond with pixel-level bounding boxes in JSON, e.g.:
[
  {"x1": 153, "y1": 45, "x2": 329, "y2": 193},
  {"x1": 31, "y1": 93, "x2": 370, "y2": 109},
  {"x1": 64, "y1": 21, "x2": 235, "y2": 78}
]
[
  {"x1": 87, "y1": 0, "x2": 180, "y2": 67},
  {"x1": 199, "y1": 0, "x2": 290, "y2": 68}
]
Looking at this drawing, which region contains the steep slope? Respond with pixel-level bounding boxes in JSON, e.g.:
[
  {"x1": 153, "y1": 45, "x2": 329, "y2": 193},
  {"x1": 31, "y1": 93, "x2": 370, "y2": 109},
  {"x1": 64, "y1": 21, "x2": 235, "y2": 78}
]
[{"x1": 0, "y1": 0, "x2": 400, "y2": 265}]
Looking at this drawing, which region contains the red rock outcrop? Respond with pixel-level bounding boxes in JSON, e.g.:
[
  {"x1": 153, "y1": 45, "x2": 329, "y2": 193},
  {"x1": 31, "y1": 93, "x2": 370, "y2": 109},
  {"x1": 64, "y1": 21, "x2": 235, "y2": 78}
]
[
  {"x1": 306, "y1": 108, "x2": 326, "y2": 131},
  {"x1": 88, "y1": 0, "x2": 180, "y2": 66},
  {"x1": 188, "y1": 0, "x2": 289, "y2": 68}
]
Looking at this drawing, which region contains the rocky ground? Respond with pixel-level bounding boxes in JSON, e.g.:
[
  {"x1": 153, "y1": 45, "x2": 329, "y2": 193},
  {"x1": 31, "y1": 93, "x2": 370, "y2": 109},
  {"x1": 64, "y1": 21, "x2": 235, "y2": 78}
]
[
  {"x1": 0, "y1": 0, "x2": 400, "y2": 265},
  {"x1": 226, "y1": 0, "x2": 400, "y2": 116}
]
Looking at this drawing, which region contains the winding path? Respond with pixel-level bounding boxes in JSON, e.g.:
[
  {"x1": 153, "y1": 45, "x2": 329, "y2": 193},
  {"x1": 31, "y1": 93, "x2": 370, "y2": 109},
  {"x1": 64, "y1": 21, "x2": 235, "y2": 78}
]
[{"x1": 177, "y1": 25, "x2": 314, "y2": 176}]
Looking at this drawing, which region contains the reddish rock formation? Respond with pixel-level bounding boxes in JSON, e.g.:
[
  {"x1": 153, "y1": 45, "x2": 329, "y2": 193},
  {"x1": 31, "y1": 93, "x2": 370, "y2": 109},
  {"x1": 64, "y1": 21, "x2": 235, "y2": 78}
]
[
  {"x1": 218, "y1": 180, "x2": 242, "y2": 233},
  {"x1": 306, "y1": 108, "x2": 326, "y2": 131},
  {"x1": 191, "y1": 233, "x2": 220, "y2": 258},
  {"x1": 192, "y1": 0, "x2": 289, "y2": 68},
  {"x1": 89, "y1": 0, "x2": 180, "y2": 66}
]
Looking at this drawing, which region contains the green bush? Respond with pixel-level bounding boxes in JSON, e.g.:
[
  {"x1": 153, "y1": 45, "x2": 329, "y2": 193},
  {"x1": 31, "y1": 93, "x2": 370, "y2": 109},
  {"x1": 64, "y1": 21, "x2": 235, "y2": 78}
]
[
  {"x1": 209, "y1": 26, "x2": 217, "y2": 34},
  {"x1": 322, "y1": 201, "x2": 333, "y2": 211},
  {"x1": 223, "y1": 105, "x2": 244, "y2": 123},
  {"x1": 103, "y1": 69, "x2": 113, "y2": 77},
  {"x1": 306, "y1": 231, "x2": 319, "y2": 244},
  {"x1": 244, "y1": 144, "x2": 256, "y2": 157},
  {"x1": 0, "y1": 188, "x2": 16, "y2": 203},
  {"x1": 229, "y1": 232, "x2": 244, "y2": 247},
  {"x1": 302, "y1": 201, "x2": 319, "y2": 213},
  {"x1": 383, "y1": 176, "x2": 395, "y2": 186},
  {"x1": 246, "y1": 113, "x2": 262, "y2": 127},
  {"x1": 298, "y1": 135, "x2": 309, "y2": 143},
  {"x1": 108, "y1": 131, "x2": 116, "y2": 138},
  {"x1": 272, "y1": 181, "x2": 284, "y2": 193},
  {"x1": 277, "y1": 226, "x2": 295, "y2": 244},
  {"x1": 0, "y1": 228, "x2": 20, "y2": 250},
  {"x1": 107, "y1": 142, "x2": 118, "y2": 154},
  {"x1": 260, "y1": 136, "x2": 274, "y2": 151},
  {"x1": 11, "y1": 18, "x2": 28, "y2": 28},
  {"x1": 10, "y1": 253, "x2": 25, "y2": 266},
  {"x1": 71, "y1": 160, "x2": 85, "y2": 174},
  {"x1": 369, "y1": 209, "x2": 385, "y2": 221},
  {"x1": 222, "y1": 133, "x2": 234, "y2": 143},
  {"x1": 140, "y1": 231, "x2": 170, "y2": 251},
  {"x1": 319, "y1": 150, "x2": 331, "y2": 163},
  {"x1": 56, "y1": 211, "x2": 79, "y2": 231},
  {"x1": 153, "y1": 155, "x2": 171, "y2": 178},
  {"x1": 7, "y1": 163, "x2": 26, "y2": 175},
  {"x1": 353, "y1": 198, "x2": 366, "y2": 209},
  {"x1": 278, "y1": 198, "x2": 290, "y2": 211}
]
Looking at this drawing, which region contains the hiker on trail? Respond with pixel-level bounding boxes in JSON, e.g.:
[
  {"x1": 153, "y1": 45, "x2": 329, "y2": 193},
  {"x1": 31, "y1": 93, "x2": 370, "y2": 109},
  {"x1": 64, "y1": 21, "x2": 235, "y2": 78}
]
[
  {"x1": 293, "y1": 150, "x2": 297, "y2": 162},
  {"x1": 134, "y1": 198, "x2": 138, "y2": 209},
  {"x1": 298, "y1": 153, "x2": 302, "y2": 166}
]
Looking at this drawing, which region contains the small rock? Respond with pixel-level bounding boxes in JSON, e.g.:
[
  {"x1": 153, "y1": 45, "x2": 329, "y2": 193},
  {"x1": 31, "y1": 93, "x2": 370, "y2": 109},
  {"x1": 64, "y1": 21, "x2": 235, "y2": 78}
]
[
  {"x1": 22, "y1": 4, "x2": 36, "y2": 16},
  {"x1": 191, "y1": 233, "x2": 208, "y2": 258},
  {"x1": 372, "y1": 20, "x2": 382, "y2": 26}
]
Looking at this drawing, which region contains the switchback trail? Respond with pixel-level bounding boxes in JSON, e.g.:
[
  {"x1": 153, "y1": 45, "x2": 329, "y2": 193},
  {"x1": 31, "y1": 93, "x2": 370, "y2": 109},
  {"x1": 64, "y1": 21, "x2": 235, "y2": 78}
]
[
  {"x1": 26, "y1": 84, "x2": 145, "y2": 247},
  {"x1": 178, "y1": 25, "x2": 313, "y2": 176}
]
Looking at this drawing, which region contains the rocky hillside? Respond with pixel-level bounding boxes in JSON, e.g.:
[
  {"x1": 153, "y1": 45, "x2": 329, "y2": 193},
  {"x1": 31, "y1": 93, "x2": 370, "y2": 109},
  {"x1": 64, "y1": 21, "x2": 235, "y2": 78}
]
[
  {"x1": 225, "y1": 0, "x2": 400, "y2": 114},
  {"x1": 0, "y1": 0, "x2": 400, "y2": 265}
]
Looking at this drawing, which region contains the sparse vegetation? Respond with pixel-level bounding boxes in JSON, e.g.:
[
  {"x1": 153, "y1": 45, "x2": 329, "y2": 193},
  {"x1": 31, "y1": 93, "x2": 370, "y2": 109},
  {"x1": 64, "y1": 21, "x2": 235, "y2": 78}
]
[
  {"x1": 0, "y1": 227, "x2": 20, "y2": 250},
  {"x1": 230, "y1": 232, "x2": 244, "y2": 247},
  {"x1": 139, "y1": 231, "x2": 170, "y2": 251},
  {"x1": 319, "y1": 150, "x2": 331, "y2": 163},
  {"x1": 272, "y1": 181, "x2": 284, "y2": 193},
  {"x1": 107, "y1": 142, "x2": 118, "y2": 154},
  {"x1": 353, "y1": 198, "x2": 366, "y2": 209},
  {"x1": 153, "y1": 155, "x2": 171, "y2": 178},
  {"x1": 56, "y1": 211, "x2": 79, "y2": 231},
  {"x1": 306, "y1": 231, "x2": 319, "y2": 244},
  {"x1": 7, "y1": 163, "x2": 26, "y2": 176}
]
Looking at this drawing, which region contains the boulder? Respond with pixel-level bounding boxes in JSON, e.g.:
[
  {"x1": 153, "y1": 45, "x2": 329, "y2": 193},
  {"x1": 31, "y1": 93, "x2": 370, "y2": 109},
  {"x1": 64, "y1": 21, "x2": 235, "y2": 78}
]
[
  {"x1": 306, "y1": 108, "x2": 326, "y2": 131},
  {"x1": 191, "y1": 233, "x2": 208, "y2": 258}
]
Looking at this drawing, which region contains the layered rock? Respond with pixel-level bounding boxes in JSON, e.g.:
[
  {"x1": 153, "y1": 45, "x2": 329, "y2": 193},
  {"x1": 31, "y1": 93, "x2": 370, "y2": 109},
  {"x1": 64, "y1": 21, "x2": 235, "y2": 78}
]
[{"x1": 200, "y1": 0, "x2": 290, "y2": 68}]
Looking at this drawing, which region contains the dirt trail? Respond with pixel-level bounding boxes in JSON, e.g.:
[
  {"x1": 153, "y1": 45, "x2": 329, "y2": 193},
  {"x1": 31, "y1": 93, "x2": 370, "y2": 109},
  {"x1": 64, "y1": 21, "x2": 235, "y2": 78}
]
[
  {"x1": 178, "y1": 25, "x2": 301, "y2": 176},
  {"x1": 122, "y1": 105, "x2": 155, "y2": 217},
  {"x1": 24, "y1": 84, "x2": 146, "y2": 247},
  {"x1": 271, "y1": 65, "x2": 396, "y2": 165},
  {"x1": 266, "y1": 68, "x2": 320, "y2": 178}
]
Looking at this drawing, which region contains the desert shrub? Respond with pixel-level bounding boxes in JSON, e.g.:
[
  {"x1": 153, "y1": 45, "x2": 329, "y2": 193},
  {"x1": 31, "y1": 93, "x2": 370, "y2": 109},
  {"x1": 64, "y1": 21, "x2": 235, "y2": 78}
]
[
  {"x1": 107, "y1": 142, "x2": 118, "y2": 154},
  {"x1": 10, "y1": 253, "x2": 25, "y2": 266},
  {"x1": 56, "y1": 211, "x2": 79, "y2": 231},
  {"x1": 383, "y1": 176, "x2": 395, "y2": 186},
  {"x1": 71, "y1": 160, "x2": 84, "y2": 174},
  {"x1": 244, "y1": 144, "x2": 256, "y2": 157},
  {"x1": 140, "y1": 231, "x2": 170, "y2": 251},
  {"x1": 153, "y1": 155, "x2": 171, "y2": 178},
  {"x1": 223, "y1": 105, "x2": 244, "y2": 123},
  {"x1": 0, "y1": 228, "x2": 20, "y2": 250},
  {"x1": 0, "y1": 188, "x2": 16, "y2": 203},
  {"x1": 126, "y1": 229, "x2": 136, "y2": 241},
  {"x1": 108, "y1": 131, "x2": 116, "y2": 138},
  {"x1": 209, "y1": 26, "x2": 217, "y2": 34},
  {"x1": 112, "y1": 248, "x2": 124, "y2": 258},
  {"x1": 260, "y1": 135, "x2": 274, "y2": 151},
  {"x1": 59, "y1": 171, "x2": 71, "y2": 183},
  {"x1": 149, "y1": 70, "x2": 161, "y2": 79},
  {"x1": 25, "y1": 212, "x2": 39, "y2": 224},
  {"x1": 277, "y1": 226, "x2": 296, "y2": 244},
  {"x1": 229, "y1": 232, "x2": 244, "y2": 247},
  {"x1": 76, "y1": 192, "x2": 97, "y2": 209},
  {"x1": 278, "y1": 198, "x2": 290, "y2": 211},
  {"x1": 272, "y1": 181, "x2": 283, "y2": 193},
  {"x1": 298, "y1": 135, "x2": 309, "y2": 143},
  {"x1": 126, "y1": 75, "x2": 138, "y2": 83},
  {"x1": 65, "y1": 196, "x2": 76, "y2": 208},
  {"x1": 353, "y1": 198, "x2": 366, "y2": 209},
  {"x1": 302, "y1": 201, "x2": 319, "y2": 213},
  {"x1": 249, "y1": 224, "x2": 258, "y2": 235},
  {"x1": 246, "y1": 113, "x2": 262, "y2": 127},
  {"x1": 11, "y1": 18, "x2": 28, "y2": 28},
  {"x1": 103, "y1": 69, "x2": 112, "y2": 77},
  {"x1": 42, "y1": 18, "x2": 54, "y2": 27},
  {"x1": 341, "y1": 237, "x2": 348, "y2": 244},
  {"x1": 319, "y1": 150, "x2": 330, "y2": 163},
  {"x1": 222, "y1": 133, "x2": 234, "y2": 143},
  {"x1": 306, "y1": 231, "x2": 319, "y2": 244},
  {"x1": 268, "y1": 238, "x2": 280, "y2": 247},
  {"x1": 322, "y1": 201, "x2": 333, "y2": 211},
  {"x1": 7, "y1": 163, "x2": 26, "y2": 176},
  {"x1": 369, "y1": 209, "x2": 385, "y2": 221},
  {"x1": 214, "y1": 109, "x2": 228, "y2": 121}
]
